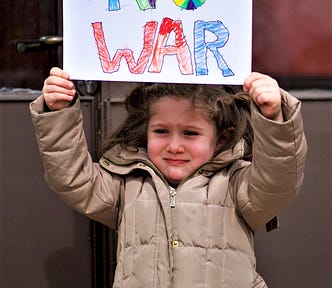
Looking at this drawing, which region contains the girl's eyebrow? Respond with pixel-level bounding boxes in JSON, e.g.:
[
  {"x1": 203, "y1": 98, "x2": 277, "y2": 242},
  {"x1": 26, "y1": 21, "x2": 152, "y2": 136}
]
[{"x1": 149, "y1": 122, "x2": 206, "y2": 131}]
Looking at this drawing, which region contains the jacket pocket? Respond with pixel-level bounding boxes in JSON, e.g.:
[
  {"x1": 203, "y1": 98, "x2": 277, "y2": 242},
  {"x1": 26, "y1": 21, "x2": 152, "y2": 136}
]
[
  {"x1": 134, "y1": 199, "x2": 159, "y2": 244},
  {"x1": 121, "y1": 200, "x2": 160, "y2": 285}
]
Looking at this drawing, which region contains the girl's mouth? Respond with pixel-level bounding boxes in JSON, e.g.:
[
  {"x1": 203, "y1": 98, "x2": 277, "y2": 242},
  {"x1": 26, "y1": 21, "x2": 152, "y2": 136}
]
[{"x1": 165, "y1": 158, "x2": 189, "y2": 165}]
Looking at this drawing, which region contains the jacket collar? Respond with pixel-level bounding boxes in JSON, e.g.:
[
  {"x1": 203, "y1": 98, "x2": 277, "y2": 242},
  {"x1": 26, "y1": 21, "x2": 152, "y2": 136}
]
[{"x1": 102, "y1": 139, "x2": 246, "y2": 174}]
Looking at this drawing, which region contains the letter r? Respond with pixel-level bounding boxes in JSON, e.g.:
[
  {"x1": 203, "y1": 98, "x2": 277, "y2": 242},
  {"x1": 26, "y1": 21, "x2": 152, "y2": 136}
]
[{"x1": 194, "y1": 20, "x2": 234, "y2": 77}]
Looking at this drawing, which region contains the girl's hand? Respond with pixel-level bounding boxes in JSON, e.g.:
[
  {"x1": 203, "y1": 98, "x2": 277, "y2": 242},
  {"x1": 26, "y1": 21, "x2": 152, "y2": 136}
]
[
  {"x1": 43, "y1": 67, "x2": 76, "y2": 111},
  {"x1": 243, "y1": 72, "x2": 284, "y2": 123}
]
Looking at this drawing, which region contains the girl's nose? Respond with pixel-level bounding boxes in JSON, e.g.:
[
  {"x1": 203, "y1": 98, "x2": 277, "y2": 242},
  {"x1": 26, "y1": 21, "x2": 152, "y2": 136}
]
[{"x1": 167, "y1": 136, "x2": 185, "y2": 153}]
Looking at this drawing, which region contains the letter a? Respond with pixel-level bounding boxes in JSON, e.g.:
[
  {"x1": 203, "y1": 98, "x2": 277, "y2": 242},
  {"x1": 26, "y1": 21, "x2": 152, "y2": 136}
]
[
  {"x1": 149, "y1": 17, "x2": 193, "y2": 75},
  {"x1": 194, "y1": 20, "x2": 234, "y2": 77}
]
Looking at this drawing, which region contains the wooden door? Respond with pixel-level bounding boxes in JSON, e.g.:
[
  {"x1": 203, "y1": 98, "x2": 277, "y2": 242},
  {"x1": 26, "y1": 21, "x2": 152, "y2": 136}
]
[{"x1": 0, "y1": 0, "x2": 62, "y2": 89}]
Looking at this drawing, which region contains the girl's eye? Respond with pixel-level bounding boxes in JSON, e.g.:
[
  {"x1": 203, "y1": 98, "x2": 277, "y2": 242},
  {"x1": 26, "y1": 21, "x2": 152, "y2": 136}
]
[
  {"x1": 184, "y1": 130, "x2": 199, "y2": 136},
  {"x1": 154, "y1": 129, "x2": 168, "y2": 134}
]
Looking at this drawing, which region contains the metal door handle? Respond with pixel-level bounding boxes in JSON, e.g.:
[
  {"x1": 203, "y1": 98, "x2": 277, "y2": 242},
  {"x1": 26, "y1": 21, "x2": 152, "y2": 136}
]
[{"x1": 16, "y1": 36, "x2": 63, "y2": 53}]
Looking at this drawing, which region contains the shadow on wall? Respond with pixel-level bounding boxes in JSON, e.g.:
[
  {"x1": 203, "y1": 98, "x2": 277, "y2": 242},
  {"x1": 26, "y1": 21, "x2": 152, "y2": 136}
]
[
  {"x1": 0, "y1": 93, "x2": 92, "y2": 288},
  {"x1": 45, "y1": 246, "x2": 89, "y2": 288}
]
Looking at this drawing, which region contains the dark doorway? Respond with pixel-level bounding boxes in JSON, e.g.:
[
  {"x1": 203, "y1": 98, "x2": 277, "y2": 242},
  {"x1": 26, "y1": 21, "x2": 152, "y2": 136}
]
[{"x1": 0, "y1": 0, "x2": 62, "y2": 89}]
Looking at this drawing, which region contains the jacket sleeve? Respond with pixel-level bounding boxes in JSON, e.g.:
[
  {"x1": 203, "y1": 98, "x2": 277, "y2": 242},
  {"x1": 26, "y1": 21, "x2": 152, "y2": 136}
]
[
  {"x1": 233, "y1": 89, "x2": 307, "y2": 232},
  {"x1": 30, "y1": 95, "x2": 120, "y2": 229}
]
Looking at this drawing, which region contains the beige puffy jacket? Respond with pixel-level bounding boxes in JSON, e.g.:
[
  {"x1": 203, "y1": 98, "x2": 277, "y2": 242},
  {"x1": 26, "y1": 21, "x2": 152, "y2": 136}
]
[{"x1": 30, "y1": 90, "x2": 307, "y2": 288}]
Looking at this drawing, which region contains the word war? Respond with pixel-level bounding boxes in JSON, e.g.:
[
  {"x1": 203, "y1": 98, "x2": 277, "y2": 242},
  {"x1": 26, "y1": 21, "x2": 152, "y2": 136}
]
[
  {"x1": 107, "y1": 0, "x2": 206, "y2": 11},
  {"x1": 92, "y1": 17, "x2": 234, "y2": 78}
]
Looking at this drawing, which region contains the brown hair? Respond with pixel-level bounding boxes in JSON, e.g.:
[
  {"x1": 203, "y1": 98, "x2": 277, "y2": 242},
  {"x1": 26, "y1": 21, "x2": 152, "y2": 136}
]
[{"x1": 104, "y1": 83, "x2": 253, "y2": 160}]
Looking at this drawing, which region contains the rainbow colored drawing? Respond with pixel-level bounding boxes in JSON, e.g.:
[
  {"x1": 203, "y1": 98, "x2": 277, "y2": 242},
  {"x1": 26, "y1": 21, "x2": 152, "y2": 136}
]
[{"x1": 173, "y1": 0, "x2": 205, "y2": 10}]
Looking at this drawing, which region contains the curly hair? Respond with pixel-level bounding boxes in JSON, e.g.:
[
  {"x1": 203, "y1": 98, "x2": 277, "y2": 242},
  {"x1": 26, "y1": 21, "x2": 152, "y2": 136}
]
[{"x1": 104, "y1": 83, "x2": 253, "y2": 160}]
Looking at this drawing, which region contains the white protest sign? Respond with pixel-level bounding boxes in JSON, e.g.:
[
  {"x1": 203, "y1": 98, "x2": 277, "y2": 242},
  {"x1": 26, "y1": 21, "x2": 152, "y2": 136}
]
[{"x1": 63, "y1": 0, "x2": 252, "y2": 84}]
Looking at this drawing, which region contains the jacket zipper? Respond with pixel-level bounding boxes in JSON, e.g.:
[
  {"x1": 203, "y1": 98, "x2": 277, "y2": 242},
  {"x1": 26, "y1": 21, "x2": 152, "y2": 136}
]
[{"x1": 169, "y1": 186, "x2": 177, "y2": 208}]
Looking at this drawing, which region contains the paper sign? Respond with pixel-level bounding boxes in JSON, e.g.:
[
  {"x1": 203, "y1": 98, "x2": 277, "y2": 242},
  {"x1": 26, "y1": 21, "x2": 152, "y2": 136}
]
[{"x1": 63, "y1": 0, "x2": 252, "y2": 84}]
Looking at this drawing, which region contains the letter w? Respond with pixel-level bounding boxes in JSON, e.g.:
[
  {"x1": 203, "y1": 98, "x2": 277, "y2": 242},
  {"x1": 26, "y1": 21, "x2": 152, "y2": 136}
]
[{"x1": 92, "y1": 21, "x2": 158, "y2": 74}]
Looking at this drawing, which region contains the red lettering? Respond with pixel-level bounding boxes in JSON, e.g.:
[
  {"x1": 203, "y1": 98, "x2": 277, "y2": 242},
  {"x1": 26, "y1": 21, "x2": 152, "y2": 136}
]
[
  {"x1": 149, "y1": 18, "x2": 193, "y2": 75},
  {"x1": 92, "y1": 21, "x2": 158, "y2": 74}
]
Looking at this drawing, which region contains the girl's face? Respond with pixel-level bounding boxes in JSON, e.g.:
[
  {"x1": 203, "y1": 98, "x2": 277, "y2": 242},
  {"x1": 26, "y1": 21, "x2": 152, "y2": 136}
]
[{"x1": 147, "y1": 96, "x2": 218, "y2": 186}]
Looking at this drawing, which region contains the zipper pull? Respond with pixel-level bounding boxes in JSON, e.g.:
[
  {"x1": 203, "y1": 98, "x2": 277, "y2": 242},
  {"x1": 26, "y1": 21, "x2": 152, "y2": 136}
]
[{"x1": 169, "y1": 187, "x2": 177, "y2": 208}]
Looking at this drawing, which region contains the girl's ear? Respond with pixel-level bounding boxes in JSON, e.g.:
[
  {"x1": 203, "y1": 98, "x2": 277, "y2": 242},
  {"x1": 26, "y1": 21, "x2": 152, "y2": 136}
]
[
  {"x1": 216, "y1": 127, "x2": 235, "y2": 150},
  {"x1": 216, "y1": 136, "x2": 227, "y2": 150}
]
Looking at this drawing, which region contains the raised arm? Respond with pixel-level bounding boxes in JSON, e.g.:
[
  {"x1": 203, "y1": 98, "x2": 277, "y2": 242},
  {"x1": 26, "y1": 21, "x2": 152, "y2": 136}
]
[
  {"x1": 234, "y1": 72, "x2": 307, "y2": 231},
  {"x1": 30, "y1": 68, "x2": 120, "y2": 228}
]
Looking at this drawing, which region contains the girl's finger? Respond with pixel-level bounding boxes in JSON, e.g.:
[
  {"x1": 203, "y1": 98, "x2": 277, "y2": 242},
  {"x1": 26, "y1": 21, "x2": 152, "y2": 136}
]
[
  {"x1": 46, "y1": 92, "x2": 75, "y2": 103},
  {"x1": 44, "y1": 83, "x2": 76, "y2": 97},
  {"x1": 44, "y1": 75, "x2": 75, "y2": 91},
  {"x1": 249, "y1": 84, "x2": 275, "y2": 105},
  {"x1": 50, "y1": 67, "x2": 71, "y2": 80},
  {"x1": 243, "y1": 72, "x2": 266, "y2": 92}
]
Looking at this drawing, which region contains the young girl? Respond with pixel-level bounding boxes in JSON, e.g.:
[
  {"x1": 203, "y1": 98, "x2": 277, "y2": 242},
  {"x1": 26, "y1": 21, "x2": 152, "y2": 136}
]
[{"x1": 30, "y1": 68, "x2": 307, "y2": 288}]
